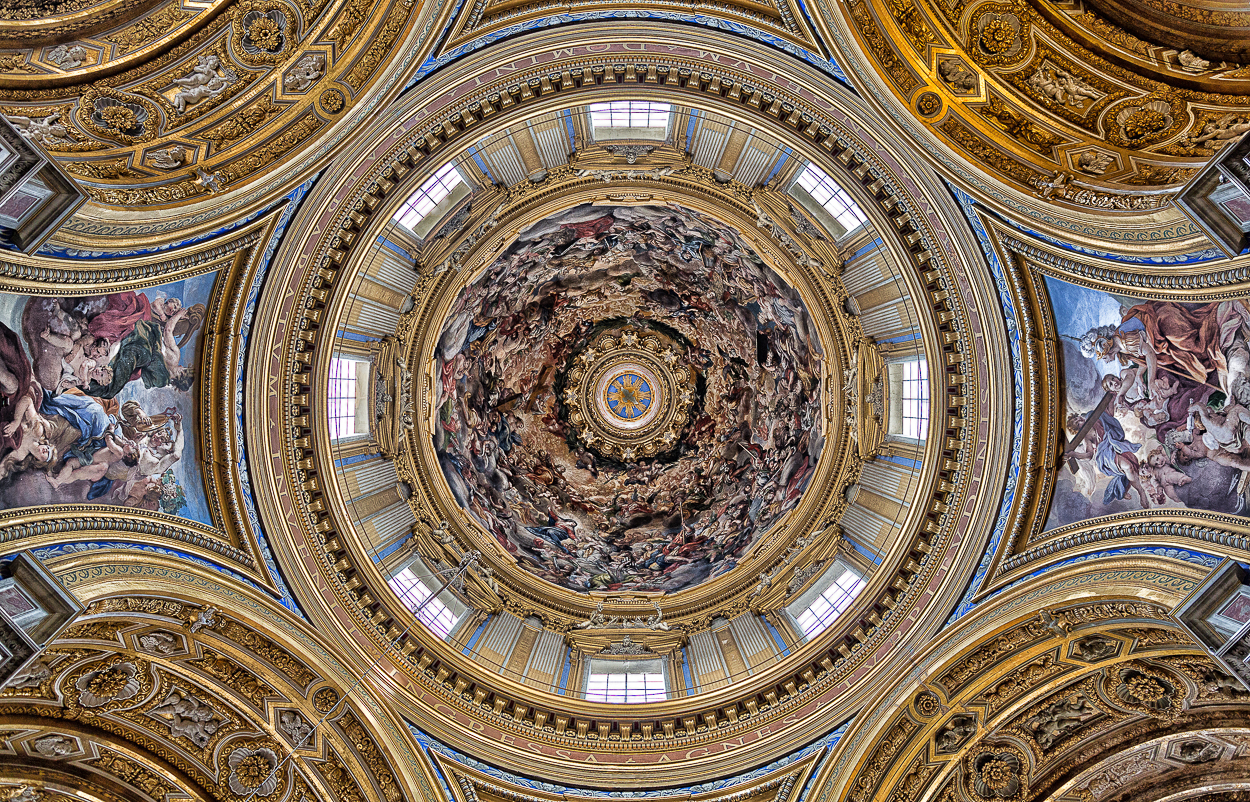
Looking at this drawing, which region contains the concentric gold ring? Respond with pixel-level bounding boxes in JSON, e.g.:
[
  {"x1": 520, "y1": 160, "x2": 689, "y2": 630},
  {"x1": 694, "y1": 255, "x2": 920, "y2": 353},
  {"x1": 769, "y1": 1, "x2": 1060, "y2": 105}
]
[{"x1": 563, "y1": 326, "x2": 694, "y2": 462}]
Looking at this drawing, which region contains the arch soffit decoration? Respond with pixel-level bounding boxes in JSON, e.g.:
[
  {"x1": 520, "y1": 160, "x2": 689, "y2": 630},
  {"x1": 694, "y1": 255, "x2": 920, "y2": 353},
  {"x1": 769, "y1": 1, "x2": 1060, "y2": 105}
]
[
  {"x1": 810, "y1": 0, "x2": 1250, "y2": 256},
  {"x1": 825, "y1": 556, "x2": 1250, "y2": 802},
  {"x1": 0, "y1": 565, "x2": 428, "y2": 802},
  {"x1": 0, "y1": 0, "x2": 462, "y2": 249},
  {"x1": 247, "y1": 22, "x2": 1017, "y2": 784}
]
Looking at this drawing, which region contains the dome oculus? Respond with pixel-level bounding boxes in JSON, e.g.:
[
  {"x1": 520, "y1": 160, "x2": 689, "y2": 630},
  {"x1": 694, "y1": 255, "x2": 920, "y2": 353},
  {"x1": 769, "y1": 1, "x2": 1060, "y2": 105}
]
[
  {"x1": 605, "y1": 372, "x2": 652, "y2": 421},
  {"x1": 432, "y1": 203, "x2": 825, "y2": 594}
]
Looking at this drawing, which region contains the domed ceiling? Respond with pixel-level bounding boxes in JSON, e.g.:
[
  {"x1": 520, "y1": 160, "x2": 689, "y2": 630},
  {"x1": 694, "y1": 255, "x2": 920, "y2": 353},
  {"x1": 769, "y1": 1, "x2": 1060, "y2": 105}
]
[
  {"x1": 6, "y1": 6, "x2": 1250, "y2": 802},
  {"x1": 434, "y1": 202, "x2": 825, "y2": 594}
]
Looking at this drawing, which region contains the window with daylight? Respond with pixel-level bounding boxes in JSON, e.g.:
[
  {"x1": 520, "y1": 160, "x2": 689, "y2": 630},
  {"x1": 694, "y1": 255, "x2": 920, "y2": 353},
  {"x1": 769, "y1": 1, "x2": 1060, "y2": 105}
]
[
  {"x1": 589, "y1": 101, "x2": 671, "y2": 129},
  {"x1": 786, "y1": 560, "x2": 867, "y2": 641},
  {"x1": 887, "y1": 356, "x2": 930, "y2": 441},
  {"x1": 588, "y1": 101, "x2": 671, "y2": 142},
  {"x1": 392, "y1": 162, "x2": 464, "y2": 230},
  {"x1": 583, "y1": 658, "x2": 667, "y2": 703},
  {"x1": 387, "y1": 566, "x2": 460, "y2": 638},
  {"x1": 328, "y1": 357, "x2": 370, "y2": 440},
  {"x1": 794, "y1": 163, "x2": 868, "y2": 233}
]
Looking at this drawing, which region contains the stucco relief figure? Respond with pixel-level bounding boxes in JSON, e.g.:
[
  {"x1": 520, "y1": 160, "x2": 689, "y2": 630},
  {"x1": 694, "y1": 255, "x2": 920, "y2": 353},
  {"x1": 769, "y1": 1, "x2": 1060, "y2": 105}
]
[
  {"x1": 7, "y1": 112, "x2": 73, "y2": 148},
  {"x1": 433, "y1": 204, "x2": 824, "y2": 593},
  {"x1": 32, "y1": 735, "x2": 74, "y2": 757},
  {"x1": 0, "y1": 276, "x2": 214, "y2": 522},
  {"x1": 172, "y1": 55, "x2": 238, "y2": 113},
  {"x1": 937, "y1": 59, "x2": 977, "y2": 92},
  {"x1": 46, "y1": 45, "x2": 87, "y2": 70},
  {"x1": 1186, "y1": 114, "x2": 1250, "y2": 149},
  {"x1": 1027, "y1": 65, "x2": 1101, "y2": 109},
  {"x1": 152, "y1": 688, "x2": 225, "y2": 748},
  {"x1": 1026, "y1": 691, "x2": 1100, "y2": 749},
  {"x1": 283, "y1": 53, "x2": 324, "y2": 92},
  {"x1": 278, "y1": 710, "x2": 313, "y2": 744},
  {"x1": 1048, "y1": 277, "x2": 1250, "y2": 527},
  {"x1": 148, "y1": 146, "x2": 189, "y2": 170},
  {"x1": 1075, "y1": 150, "x2": 1113, "y2": 175},
  {"x1": 138, "y1": 631, "x2": 179, "y2": 654}
]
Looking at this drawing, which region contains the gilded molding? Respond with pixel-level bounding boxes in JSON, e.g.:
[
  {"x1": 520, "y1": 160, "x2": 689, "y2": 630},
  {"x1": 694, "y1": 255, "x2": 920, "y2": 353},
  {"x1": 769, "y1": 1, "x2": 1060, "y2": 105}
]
[{"x1": 245, "y1": 24, "x2": 1011, "y2": 781}]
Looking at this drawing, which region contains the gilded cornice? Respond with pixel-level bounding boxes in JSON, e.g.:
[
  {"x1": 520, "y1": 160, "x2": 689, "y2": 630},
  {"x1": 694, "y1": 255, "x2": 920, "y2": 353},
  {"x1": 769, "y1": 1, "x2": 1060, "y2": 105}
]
[{"x1": 247, "y1": 23, "x2": 1013, "y2": 782}]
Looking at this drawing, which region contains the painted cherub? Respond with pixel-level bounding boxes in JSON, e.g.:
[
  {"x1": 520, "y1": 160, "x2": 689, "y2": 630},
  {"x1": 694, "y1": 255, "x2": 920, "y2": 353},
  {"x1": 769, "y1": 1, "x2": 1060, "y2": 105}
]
[
  {"x1": 48, "y1": 431, "x2": 139, "y2": 489},
  {"x1": 1142, "y1": 446, "x2": 1192, "y2": 503},
  {"x1": 1102, "y1": 370, "x2": 1177, "y2": 428},
  {"x1": 40, "y1": 325, "x2": 112, "y2": 390}
]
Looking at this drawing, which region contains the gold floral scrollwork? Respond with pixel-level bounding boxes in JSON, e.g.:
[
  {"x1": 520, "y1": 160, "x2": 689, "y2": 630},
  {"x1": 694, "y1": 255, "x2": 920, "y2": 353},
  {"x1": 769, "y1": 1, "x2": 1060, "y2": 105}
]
[
  {"x1": 966, "y1": 744, "x2": 1027, "y2": 801},
  {"x1": 65, "y1": 656, "x2": 153, "y2": 714},
  {"x1": 231, "y1": 0, "x2": 297, "y2": 66},
  {"x1": 1103, "y1": 661, "x2": 1186, "y2": 721},
  {"x1": 222, "y1": 741, "x2": 285, "y2": 798},
  {"x1": 75, "y1": 88, "x2": 160, "y2": 145},
  {"x1": 1104, "y1": 94, "x2": 1185, "y2": 150},
  {"x1": 969, "y1": 4, "x2": 1031, "y2": 67}
]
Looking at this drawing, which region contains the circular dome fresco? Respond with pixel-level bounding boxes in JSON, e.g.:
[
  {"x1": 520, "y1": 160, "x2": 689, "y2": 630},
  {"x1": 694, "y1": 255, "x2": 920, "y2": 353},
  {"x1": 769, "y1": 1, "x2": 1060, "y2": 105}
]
[{"x1": 433, "y1": 203, "x2": 825, "y2": 594}]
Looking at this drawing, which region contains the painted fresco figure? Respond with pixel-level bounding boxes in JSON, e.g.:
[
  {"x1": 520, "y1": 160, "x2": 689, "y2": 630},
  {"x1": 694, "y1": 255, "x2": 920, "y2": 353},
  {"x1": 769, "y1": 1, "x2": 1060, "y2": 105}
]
[
  {"x1": 431, "y1": 203, "x2": 826, "y2": 592},
  {"x1": 84, "y1": 306, "x2": 196, "y2": 398},
  {"x1": 1065, "y1": 411, "x2": 1150, "y2": 507},
  {"x1": 0, "y1": 287, "x2": 195, "y2": 504}
]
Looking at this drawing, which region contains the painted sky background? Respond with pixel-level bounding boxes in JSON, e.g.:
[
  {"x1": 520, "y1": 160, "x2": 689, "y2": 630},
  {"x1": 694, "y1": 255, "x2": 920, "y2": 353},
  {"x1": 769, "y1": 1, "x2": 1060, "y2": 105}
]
[{"x1": 0, "y1": 271, "x2": 217, "y2": 526}]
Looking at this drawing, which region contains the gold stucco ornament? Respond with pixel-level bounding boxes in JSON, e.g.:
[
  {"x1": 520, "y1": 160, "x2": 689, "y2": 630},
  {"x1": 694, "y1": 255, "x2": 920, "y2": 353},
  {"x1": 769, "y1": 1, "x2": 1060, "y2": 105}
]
[{"x1": 227, "y1": 746, "x2": 280, "y2": 796}]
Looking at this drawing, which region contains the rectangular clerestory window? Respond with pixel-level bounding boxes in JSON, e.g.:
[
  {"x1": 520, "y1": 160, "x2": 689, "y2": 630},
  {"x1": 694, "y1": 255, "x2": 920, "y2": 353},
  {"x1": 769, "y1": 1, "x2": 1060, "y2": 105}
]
[
  {"x1": 328, "y1": 357, "x2": 370, "y2": 440},
  {"x1": 786, "y1": 560, "x2": 867, "y2": 640},
  {"x1": 887, "y1": 356, "x2": 930, "y2": 442},
  {"x1": 392, "y1": 162, "x2": 465, "y2": 231},
  {"x1": 794, "y1": 163, "x2": 868, "y2": 234},
  {"x1": 387, "y1": 564, "x2": 461, "y2": 639},
  {"x1": 583, "y1": 657, "x2": 667, "y2": 703},
  {"x1": 588, "y1": 101, "x2": 672, "y2": 142}
]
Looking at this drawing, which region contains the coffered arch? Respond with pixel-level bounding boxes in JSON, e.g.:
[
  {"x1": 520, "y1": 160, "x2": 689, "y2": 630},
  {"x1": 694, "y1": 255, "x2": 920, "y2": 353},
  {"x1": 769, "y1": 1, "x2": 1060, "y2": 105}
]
[{"x1": 825, "y1": 555, "x2": 1250, "y2": 802}]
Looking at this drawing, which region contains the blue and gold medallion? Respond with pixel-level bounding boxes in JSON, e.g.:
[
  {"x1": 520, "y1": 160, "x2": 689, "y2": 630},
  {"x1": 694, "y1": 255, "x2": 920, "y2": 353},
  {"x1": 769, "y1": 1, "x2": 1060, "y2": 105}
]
[{"x1": 605, "y1": 372, "x2": 653, "y2": 421}]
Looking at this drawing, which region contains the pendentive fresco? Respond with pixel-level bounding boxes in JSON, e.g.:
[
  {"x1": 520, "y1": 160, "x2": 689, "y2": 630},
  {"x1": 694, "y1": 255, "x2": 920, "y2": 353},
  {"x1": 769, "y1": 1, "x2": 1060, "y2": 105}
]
[
  {"x1": 1050, "y1": 276, "x2": 1250, "y2": 524},
  {"x1": 0, "y1": 276, "x2": 212, "y2": 521}
]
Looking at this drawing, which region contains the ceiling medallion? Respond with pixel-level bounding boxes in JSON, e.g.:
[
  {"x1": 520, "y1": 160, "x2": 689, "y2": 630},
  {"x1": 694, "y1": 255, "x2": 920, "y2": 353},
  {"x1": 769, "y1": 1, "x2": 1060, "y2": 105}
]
[{"x1": 563, "y1": 326, "x2": 693, "y2": 462}]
